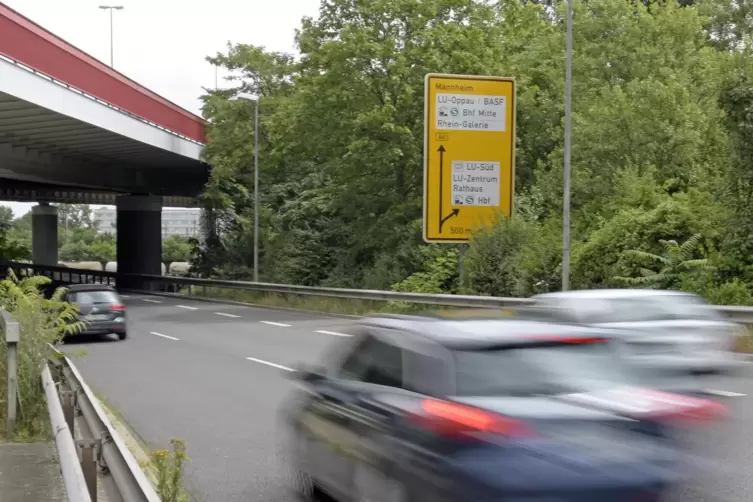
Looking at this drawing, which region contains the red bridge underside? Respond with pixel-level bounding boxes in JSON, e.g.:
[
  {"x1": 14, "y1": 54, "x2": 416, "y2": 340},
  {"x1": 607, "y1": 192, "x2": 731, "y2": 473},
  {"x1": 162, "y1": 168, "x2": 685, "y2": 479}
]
[{"x1": 0, "y1": 2, "x2": 206, "y2": 144}]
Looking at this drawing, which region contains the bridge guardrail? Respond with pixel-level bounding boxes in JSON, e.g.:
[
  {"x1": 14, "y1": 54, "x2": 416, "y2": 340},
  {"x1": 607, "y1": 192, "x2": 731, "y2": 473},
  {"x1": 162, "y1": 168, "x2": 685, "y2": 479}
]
[
  {"x1": 47, "y1": 346, "x2": 161, "y2": 502},
  {"x1": 3, "y1": 259, "x2": 753, "y2": 323}
]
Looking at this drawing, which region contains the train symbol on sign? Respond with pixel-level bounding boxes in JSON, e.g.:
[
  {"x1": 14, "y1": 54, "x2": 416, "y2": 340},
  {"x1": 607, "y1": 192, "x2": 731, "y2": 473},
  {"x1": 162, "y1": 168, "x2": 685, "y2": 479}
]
[
  {"x1": 453, "y1": 195, "x2": 463, "y2": 205},
  {"x1": 439, "y1": 107, "x2": 449, "y2": 117}
]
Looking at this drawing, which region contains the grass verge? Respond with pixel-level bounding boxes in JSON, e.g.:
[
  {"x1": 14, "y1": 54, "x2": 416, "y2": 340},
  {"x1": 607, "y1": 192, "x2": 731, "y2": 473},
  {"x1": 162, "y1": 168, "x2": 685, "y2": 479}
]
[
  {"x1": 734, "y1": 326, "x2": 753, "y2": 354},
  {"x1": 97, "y1": 395, "x2": 191, "y2": 502},
  {"x1": 182, "y1": 286, "x2": 444, "y2": 316}
]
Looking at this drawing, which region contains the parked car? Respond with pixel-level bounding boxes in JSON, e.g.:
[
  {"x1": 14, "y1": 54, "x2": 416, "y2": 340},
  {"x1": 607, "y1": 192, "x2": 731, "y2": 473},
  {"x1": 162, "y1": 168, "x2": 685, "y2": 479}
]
[
  {"x1": 529, "y1": 289, "x2": 744, "y2": 378},
  {"x1": 63, "y1": 284, "x2": 128, "y2": 340},
  {"x1": 281, "y1": 313, "x2": 725, "y2": 502}
]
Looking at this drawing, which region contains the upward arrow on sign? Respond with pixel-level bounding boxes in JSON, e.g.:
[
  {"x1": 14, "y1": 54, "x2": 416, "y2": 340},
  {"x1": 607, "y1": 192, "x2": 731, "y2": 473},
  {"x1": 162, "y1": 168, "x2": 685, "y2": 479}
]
[{"x1": 437, "y1": 145, "x2": 460, "y2": 233}]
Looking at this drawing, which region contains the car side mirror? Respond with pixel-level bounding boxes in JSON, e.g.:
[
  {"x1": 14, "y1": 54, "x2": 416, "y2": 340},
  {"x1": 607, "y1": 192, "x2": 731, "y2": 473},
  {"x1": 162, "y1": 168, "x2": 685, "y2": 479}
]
[{"x1": 288, "y1": 363, "x2": 325, "y2": 383}]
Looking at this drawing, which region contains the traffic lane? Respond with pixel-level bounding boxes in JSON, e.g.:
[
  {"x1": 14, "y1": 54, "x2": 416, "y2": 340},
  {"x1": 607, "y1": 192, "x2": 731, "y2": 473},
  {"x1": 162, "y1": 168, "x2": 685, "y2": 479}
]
[
  {"x1": 120, "y1": 294, "x2": 357, "y2": 368},
  {"x1": 63, "y1": 327, "x2": 301, "y2": 502},
  {"x1": 666, "y1": 367, "x2": 753, "y2": 502},
  {"x1": 121, "y1": 293, "x2": 350, "y2": 325},
  {"x1": 78, "y1": 295, "x2": 753, "y2": 501},
  {"x1": 146, "y1": 312, "x2": 355, "y2": 369}
]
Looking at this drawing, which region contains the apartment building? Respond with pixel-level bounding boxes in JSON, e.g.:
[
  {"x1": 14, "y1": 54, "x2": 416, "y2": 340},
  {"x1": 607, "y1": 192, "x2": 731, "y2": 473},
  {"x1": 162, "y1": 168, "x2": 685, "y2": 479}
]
[{"x1": 93, "y1": 207, "x2": 202, "y2": 239}]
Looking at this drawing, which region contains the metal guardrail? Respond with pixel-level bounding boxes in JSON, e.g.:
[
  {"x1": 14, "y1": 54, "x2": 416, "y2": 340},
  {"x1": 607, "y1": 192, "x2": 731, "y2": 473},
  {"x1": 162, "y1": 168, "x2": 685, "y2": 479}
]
[
  {"x1": 46, "y1": 347, "x2": 161, "y2": 502},
  {"x1": 42, "y1": 363, "x2": 92, "y2": 502},
  {"x1": 3, "y1": 259, "x2": 753, "y2": 323},
  {"x1": 0, "y1": 260, "x2": 532, "y2": 309},
  {"x1": 1, "y1": 307, "x2": 19, "y2": 436}
]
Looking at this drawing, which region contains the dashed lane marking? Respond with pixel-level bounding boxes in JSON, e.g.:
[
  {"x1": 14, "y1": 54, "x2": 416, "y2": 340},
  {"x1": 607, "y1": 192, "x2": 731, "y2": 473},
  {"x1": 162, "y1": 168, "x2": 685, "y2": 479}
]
[
  {"x1": 260, "y1": 321, "x2": 291, "y2": 327},
  {"x1": 215, "y1": 312, "x2": 241, "y2": 318},
  {"x1": 246, "y1": 357, "x2": 293, "y2": 371},
  {"x1": 314, "y1": 330, "x2": 352, "y2": 337},
  {"x1": 703, "y1": 389, "x2": 747, "y2": 398},
  {"x1": 177, "y1": 305, "x2": 199, "y2": 310},
  {"x1": 150, "y1": 332, "x2": 180, "y2": 341},
  {"x1": 142, "y1": 299, "x2": 162, "y2": 304}
]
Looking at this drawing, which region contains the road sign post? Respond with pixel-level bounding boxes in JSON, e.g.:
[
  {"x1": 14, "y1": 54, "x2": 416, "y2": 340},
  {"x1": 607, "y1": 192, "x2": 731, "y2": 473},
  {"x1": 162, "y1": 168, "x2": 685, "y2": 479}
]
[{"x1": 423, "y1": 73, "x2": 516, "y2": 243}]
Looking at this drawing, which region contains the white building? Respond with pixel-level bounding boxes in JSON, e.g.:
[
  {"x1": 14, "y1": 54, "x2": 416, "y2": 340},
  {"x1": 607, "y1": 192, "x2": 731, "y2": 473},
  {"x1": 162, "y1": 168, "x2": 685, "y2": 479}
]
[{"x1": 93, "y1": 207, "x2": 202, "y2": 239}]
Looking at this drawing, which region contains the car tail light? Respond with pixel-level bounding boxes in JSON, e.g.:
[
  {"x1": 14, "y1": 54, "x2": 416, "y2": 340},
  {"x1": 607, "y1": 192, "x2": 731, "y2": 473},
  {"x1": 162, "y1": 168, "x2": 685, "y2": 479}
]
[
  {"x1": 413, "y1": 399, "x2": 533, "y2": 438},
  {"x1": 110, "y1": 303, "x2": 126, "y2": 311},
  {"x1": 638, "y1": 390, "x2": 727, "y2": 425}
]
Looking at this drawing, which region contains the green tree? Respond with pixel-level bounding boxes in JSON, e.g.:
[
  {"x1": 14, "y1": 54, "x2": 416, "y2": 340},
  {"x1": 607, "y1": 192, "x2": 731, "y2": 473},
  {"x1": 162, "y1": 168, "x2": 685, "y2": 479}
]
[
  {"x1": 192, "y1": 0, "x2": 753, "y2": 307},
  {"x1": 0, "y1": 206, "x2": 30, "y2": 261},
  {"x1": 162, "y1": 236, "x2": 193, "y2": 265},
  {"x1": 57, "y1": 204, "x2": 95, "y2": 231},
  {"x1": 615, "y1": 234, "x2": 712, "y2": 289}
]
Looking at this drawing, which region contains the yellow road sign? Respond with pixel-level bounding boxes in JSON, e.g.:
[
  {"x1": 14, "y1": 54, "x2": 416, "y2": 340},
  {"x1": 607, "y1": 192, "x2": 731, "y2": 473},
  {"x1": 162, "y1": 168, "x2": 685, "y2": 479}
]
[{"x1": 423, "y1": 73, "x2": 516, "y2": 243}]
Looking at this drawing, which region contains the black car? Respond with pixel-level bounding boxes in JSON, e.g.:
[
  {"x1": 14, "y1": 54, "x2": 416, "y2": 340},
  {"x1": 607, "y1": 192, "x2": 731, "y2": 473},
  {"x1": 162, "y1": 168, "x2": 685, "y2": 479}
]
[
  {"x1": 282, "y1": 312, "x2": 725, "y2": 502},
  {"x1": 64, "y1": 284, "x2": 127, "y2": 340}
]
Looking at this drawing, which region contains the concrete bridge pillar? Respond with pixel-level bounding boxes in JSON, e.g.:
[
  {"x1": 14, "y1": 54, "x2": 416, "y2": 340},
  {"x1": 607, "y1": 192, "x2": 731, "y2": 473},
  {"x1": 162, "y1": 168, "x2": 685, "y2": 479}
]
[
  {"x1": 31, "y1": 203, "x2": 58, "y2": 266},
  {"x1": 116, "y1": 195, "x2": 162, "y2": 289}
]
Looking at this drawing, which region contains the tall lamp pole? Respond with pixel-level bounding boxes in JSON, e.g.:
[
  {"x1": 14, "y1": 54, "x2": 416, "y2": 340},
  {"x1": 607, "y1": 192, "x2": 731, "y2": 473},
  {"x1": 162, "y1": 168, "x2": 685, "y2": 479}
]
[
  {"x1": 99, "y1": 5, "x2": 124, "y2": 68},
  {"x1": 234, "y1": 93, "x2": 260, "y2": 282},
  {"x1": 561, "y1": 0, "x2": 574, "y2": 291}
]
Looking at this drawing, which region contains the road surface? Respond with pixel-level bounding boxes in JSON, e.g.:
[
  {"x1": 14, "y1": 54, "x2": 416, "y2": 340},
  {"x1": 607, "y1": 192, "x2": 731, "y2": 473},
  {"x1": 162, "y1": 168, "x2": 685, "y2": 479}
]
[{"x1": 64, "y1": 294, "x2": 753, "y2": 502}]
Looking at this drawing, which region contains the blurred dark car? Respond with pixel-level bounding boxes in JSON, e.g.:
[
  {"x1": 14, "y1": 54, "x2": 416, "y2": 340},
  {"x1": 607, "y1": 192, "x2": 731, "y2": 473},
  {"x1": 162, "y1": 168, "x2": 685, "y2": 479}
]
[
  {"x1": 282, "y1": 313, "x2": 725, "y2": 502},
  {"x1": 63, "y1": 284, "x2": 127, "y2": 340}
]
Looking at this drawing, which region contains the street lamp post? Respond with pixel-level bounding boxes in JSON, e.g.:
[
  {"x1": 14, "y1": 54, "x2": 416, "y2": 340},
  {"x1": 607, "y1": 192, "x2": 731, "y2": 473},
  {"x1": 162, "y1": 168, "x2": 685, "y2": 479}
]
[
  {"x1": 99, "y1": 5, "x2": 124, "y2": 68},
  {"x1": 561, "y1": 0, "x2": 574, "y2": 292},
  {"x1": 233, "y1": 93, "x2": 260, "y2": 282}
]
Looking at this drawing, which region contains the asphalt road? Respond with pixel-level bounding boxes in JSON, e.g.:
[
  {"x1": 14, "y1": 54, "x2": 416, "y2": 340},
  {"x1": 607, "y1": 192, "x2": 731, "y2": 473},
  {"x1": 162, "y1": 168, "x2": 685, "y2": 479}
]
[{"x1": 63, "y1": 294, "x2": 753, "y2": 502}]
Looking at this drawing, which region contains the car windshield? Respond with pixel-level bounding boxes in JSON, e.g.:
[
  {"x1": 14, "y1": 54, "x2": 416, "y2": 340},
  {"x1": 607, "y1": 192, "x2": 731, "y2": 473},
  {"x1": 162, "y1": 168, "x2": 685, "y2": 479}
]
[
  {"x1": 572, "y1": 295, "x2": 721, "y2": 323},
  {"x1": 453, "y1": 341, "x2": 638, "y2": 397},
  {"x1": 69, "y1": 291, "x2": 120, "y2": 305}
]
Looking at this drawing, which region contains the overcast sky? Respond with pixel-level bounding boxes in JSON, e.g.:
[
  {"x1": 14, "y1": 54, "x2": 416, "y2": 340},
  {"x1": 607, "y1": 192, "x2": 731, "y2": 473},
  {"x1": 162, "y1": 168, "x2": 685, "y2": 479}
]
[{"x1": 2, "y1": 0, "x2": 319, "y2": 217}]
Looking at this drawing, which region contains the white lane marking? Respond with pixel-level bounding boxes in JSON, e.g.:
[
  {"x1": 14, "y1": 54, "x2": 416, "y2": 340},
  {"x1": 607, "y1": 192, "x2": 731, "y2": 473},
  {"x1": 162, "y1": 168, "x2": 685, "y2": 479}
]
[
  {"x1": 315, "y1": 330, "x2": 352, "y2": 337},
  {"x1": 150, "y1": 332, "x2": 180, "y2": 341},
  {"x1": 121, "y1": 295, "x2": 131, "y2": 299},
  {"x1": 246, "y1": 357, "x2": 293, "y2": 371},
  {"x1": 215, "y1": 312, "x2": 241, "y2": 318},
  {"x1": 703, "y1": 389, "x2": 747, "y2": 398},
  {"x1": 260, "y1": 321, "x2": 291, "y2": 327},
  {"x1": 177, "y1": 305, "x2": 199, "y2": 310},
  {"x1": 142, "y1": 299, "x2": 162, "y2": 304}
]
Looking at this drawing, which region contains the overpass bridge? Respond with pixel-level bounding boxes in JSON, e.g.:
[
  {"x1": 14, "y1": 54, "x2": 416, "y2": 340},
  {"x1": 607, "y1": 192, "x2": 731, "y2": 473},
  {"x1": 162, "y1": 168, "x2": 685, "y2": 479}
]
[{"x1": 0, "y1": 2, "x2": 208, "y2": 285}]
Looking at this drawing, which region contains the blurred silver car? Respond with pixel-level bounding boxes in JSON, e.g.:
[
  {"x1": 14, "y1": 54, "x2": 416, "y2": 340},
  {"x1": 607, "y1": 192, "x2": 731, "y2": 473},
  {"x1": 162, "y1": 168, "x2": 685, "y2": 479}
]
[{"x1": 530, "y1": 289, "x2": 744, "y2": 376}]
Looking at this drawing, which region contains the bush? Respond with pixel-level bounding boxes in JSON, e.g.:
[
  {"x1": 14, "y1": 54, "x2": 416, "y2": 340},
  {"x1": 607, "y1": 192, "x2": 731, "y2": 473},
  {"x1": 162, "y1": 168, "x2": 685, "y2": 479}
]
[
  {"x1": 0, "y1": 271, "x2": 84, "y2": 439},
  {"x1": 152, "y1": 438, "x2": 189, "y2": 502},
  {"x1": 461, "y1": 217, "x2": 539, "y2": 297}
]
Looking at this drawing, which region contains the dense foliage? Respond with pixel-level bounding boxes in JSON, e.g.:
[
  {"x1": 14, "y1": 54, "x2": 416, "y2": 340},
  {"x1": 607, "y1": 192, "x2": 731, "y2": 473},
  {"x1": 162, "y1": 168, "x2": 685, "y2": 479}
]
[
  {"x1": 0, "y1": 272, "x2": 85, "y2": 439},
  {"x1": 192, "y1": 0, "x2": 753, "y2": 304}
]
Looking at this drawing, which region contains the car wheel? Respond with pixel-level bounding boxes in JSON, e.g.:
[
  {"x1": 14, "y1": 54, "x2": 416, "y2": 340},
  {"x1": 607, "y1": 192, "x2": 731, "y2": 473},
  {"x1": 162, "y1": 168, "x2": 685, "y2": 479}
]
[
  {"x1": 284, "y1": 433, "x2": 315, "y2": 500},
  {"x1": 118, "y1": 332, "x2": 127, "y2": 340}
]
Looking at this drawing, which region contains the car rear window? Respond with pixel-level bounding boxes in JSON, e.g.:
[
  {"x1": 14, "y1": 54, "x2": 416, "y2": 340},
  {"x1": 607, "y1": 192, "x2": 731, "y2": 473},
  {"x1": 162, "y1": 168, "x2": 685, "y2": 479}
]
[
  {"x1": 69, "y1": 291, "x2": 120, "y2": 305},
  {"x1": 453, "y1": 341, "x2": 637, "y2": 397}
]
